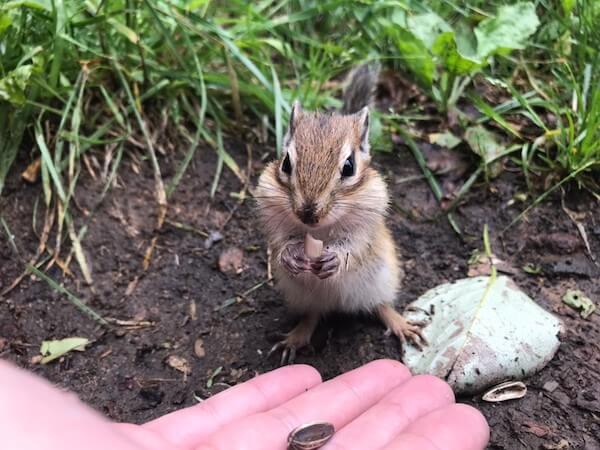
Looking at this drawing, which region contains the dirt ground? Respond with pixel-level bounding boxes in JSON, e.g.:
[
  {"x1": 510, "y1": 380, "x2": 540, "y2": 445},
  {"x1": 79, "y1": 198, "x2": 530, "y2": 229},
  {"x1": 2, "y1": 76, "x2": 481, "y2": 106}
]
[{"x1": 1, "y1": 125, "x2": 599, "y2": 449}]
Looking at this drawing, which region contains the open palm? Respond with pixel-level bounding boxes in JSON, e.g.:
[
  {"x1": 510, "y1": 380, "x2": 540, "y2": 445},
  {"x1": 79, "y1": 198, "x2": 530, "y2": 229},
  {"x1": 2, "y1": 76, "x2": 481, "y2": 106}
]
[{"x1": 1, "y1": 359, "x2": 488, "y2": 450}]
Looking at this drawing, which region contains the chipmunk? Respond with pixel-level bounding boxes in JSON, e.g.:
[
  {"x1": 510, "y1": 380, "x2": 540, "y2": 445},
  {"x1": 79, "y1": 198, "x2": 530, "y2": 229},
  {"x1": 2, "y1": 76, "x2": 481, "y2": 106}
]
[{"x1": 254, "y1": 63, "x2": 427, "y2": 364}]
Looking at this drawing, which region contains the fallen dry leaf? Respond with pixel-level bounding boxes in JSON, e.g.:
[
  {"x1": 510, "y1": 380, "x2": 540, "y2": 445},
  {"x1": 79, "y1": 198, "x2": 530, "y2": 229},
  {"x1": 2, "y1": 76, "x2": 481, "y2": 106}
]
[
  {"x1": 542, "y1": 439, "x2": 569, "y2": 450},
  {"x1": 218, "y1": 247, "x2": 244, "y2": 274},
  {"x1": 194, "y1": 338, "x2": 206, "y2": 358},
  {"x1": 467, "y1": 250, "x2": 517, "y2": 277},
  {"x1": 166, "y1": 355, "x2": 192, "y2": 375},
  {"x1": 22, "y1": 158, "x2": 42, "y2": 183},
  {"x1": 543, "y1": 380, "x2": 559, "y2": 393},
  {"x1": 125, "y1": 277, "x2": 139, "y2": 296},
  {"x1": 189, "y1": 299, "x2": 197, "y2": 321},
  {"x1": 423, "y1": 145, "x2": 470, "y2": 178},
  {"x1": 522, "y1": 420, "x2": 554, "y2": 438}
]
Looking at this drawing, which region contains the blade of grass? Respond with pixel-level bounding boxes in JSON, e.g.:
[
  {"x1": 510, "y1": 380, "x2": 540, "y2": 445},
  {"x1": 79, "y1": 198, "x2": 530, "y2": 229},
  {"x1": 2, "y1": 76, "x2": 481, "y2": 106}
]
[
  {"x1": 27, "y1": 265, "x2": 108, "y2": 326},
  {"x1": 470, "y1": 94, "x2": 523, "y2": 139},
  {"x1": 271, "y1": 65, "x2": 284, "y2": 157},
  {"x1": 167, "y1": 124, "x2": 202, "y2": 198},
  {"x1": 35, "y1": 120, "x2": 66, "y2": 203},
  {"x1": 395, "y1": 126, "x2": 462, "y2": 236},
  {"x1": 110, "y1": 51, "x2": 167, "y2": 228},
  {"x1": 503, "y1": 160, "x2": 597, "y2": 233},
  {"x1": 210, "y1": 126, "x2": 225, "y2": 199}
]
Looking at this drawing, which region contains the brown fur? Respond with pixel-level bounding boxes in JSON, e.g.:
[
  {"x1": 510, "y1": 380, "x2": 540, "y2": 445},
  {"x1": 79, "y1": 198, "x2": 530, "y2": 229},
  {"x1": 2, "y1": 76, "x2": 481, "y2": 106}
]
[
  {"x1": 254, "y1": 65, "x2": 426, "y2": 360},
  {"x1": 291, "y1": 110, "x2": 364, "y2": 206}
]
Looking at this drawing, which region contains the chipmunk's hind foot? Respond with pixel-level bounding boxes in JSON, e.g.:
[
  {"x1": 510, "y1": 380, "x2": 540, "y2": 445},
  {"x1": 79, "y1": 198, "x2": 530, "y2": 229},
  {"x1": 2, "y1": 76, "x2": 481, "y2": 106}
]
[{"x1": 268, "y1": 314, "x2": 319, "y2": 365}]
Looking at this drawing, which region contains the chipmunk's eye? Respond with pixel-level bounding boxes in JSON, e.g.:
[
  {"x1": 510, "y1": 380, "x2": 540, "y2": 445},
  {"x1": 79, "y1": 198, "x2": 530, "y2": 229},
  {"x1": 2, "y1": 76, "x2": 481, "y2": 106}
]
[
  {"x1": 281, "y1": 154, "x2": 292, "y2": 175},
  {"x1": 341, "y1": 153, "x2": 355, "y2": 178}
]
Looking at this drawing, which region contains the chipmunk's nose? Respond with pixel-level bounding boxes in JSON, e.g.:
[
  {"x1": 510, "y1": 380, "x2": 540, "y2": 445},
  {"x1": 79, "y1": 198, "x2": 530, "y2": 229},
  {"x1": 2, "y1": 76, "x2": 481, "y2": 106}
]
[{"x1": 298, "y1": 202, "x2": 319, "y2": 225}]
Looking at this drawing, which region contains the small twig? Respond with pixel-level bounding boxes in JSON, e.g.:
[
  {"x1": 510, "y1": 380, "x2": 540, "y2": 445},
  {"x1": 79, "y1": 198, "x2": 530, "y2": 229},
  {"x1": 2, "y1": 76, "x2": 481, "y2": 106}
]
[
  {"x1": 561, "y1": 194, "x2": 597, "y2": 266},
  {"x1": 165, "y1": 219, "x2": 209, "y2": 237},
  {"x1": 215, "y1": 277, "x2": 273, "y2": 311},
  {"x1": 219, "y1": 143, "x2": 253, "y2": 231}
]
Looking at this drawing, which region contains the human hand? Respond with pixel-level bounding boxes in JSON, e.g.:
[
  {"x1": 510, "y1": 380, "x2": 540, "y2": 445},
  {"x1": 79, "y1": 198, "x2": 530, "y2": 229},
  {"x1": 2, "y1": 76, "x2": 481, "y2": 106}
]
[{"x1": 0, "y1": 359, "x2": 489, "y2": 450}]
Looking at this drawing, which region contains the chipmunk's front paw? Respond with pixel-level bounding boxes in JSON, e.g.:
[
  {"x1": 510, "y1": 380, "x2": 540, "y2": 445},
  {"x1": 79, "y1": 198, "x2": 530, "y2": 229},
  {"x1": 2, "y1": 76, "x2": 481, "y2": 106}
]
[
  {"x1": 281, "y1": 242, "x2": 311, "y2": 276},
  {"x1": 309, "y1": 251, "x2": 340, "y2": 279}
]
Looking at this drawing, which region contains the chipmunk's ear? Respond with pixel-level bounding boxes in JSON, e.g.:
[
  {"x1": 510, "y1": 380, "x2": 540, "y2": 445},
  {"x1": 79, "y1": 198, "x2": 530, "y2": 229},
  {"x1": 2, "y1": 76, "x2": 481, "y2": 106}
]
[
  {"x1": 287, "y1": 100, "x2": 303, "y2": 138},
  {"x1": 356, "y1": 106, "x2": 370, "y2": 154}
]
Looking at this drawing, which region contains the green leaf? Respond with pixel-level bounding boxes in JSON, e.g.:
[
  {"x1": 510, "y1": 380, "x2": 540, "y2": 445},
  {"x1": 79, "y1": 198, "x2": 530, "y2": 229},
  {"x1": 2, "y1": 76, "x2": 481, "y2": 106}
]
[
  {"x1": 2, "y1": 0, "x2": 52, "y2": 11},
  {"x1": 40, "y1": 337, "x2": 89, "y2": 364},
  {"x1": 563, "y1": 289, "x2": 595, "y2": 319},
  {"x1": 561, "y1": 0, "x2": 576, "y2": 15},
  {"x1": 465, "y1": 125, "x2": 505, "y2": 165},
  {"x1": 0, "y1": 12, "x2": 12, "y2": 34},
  {"x1": 474, "y1": 2, "x2": 540, "y2": 59},
  {"x1": 107, "y1": 17, "x2": 139, "y2": 44},
  {"x1": 428, "y1": 131, "x2": 461, "y2": 149},
  {"x1": 432, "y1": 32, "x2": 481, "y2": 76},
  {"x1": 406, "y1": 11, "x2": 452, "y2": 50},
  {"x1": 394, "y1": 27, "x2": 435, "y2": 86},
  {"x1": 0, "y1": 65, "x2": 33, "y2": 106}
]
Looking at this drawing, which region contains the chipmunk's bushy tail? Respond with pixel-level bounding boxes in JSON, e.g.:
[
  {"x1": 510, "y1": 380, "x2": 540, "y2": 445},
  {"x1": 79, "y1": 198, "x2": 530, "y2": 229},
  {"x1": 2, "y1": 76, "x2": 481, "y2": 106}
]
[{"x1": 340, "y1": 62, "x2": 381, "y2": 115}]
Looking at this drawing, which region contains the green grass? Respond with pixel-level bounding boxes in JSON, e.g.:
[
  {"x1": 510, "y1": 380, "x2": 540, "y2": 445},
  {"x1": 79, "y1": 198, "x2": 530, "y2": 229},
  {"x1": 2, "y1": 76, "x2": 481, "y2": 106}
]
[{"x1": 0, "y1": 0, "x2": 599, "y2": 283}]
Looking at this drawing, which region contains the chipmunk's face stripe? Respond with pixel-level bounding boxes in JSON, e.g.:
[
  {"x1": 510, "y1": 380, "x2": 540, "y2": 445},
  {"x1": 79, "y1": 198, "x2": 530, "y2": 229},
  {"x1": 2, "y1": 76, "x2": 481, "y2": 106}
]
[
  {"x1": 268, "y1": 109, "x2": 380, "y2": 230},
  {"x1": 336, "y1": 170, "x2": 369, "y2": 196}
]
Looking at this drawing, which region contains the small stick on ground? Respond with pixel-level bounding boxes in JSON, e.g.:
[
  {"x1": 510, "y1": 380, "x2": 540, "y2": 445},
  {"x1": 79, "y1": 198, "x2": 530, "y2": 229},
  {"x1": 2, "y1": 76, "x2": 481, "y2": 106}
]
[{"x1": 561, "y1": 195, "x2": 597, "y2": 266}]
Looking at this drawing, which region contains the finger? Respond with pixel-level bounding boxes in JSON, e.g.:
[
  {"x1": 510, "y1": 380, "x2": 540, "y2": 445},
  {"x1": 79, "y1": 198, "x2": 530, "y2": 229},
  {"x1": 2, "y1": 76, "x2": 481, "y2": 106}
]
[
  {"x1": 0, "y1": 360, "x2": 147, "y2": 450},
  {"x1": 145, "y1": 364, "x2": 321, "y2": 449},
  {"x1": 324, "y1": 375, "x2": 454, "y2": 450},
  {"x1": 381, "y1": 404, "x2": 489, "y2": 450},
  {"x1": 195, "y1": 359, "x2": 411, "y2": 450}
]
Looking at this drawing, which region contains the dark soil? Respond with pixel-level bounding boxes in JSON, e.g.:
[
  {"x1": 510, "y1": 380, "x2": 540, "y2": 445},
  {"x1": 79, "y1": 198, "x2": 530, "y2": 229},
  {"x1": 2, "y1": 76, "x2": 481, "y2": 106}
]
[{"x1": 1, "y1": 135, "x2": 599, "y2": 449}]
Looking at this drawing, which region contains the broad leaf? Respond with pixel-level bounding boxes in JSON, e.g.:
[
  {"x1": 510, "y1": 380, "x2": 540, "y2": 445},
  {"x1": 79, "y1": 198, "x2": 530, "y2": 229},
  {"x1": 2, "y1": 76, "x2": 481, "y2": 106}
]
[
  {"x1": 432, "y1": 32, "x2": 481, "y2": 76},
  {"x1": 393, "y1": 27, "x2": 435, "y2": 87},
  {"x1": 403, "y1": 276, "x2": 562, "y2": 394},
  {"x1": 464, "y1": 125, "x2": 505, "y2": 177},
  {"x1": 40, "y1": 337, "x2": 89, "y2": 364},
  {"x1": 0, "y1": 65, "x2": 33, "y2": 106},
  {"x1": 406, "y1": 12, "x2": 452, "y2": 50},
  {"x1": 428, "y1": 131, "x2": 462, "y2": 149},
  {"x1": 474, "y1": 2, "x2": 540, "y2": 59},
  {"x1": 0, "y1": 12, "x2": 12, "y2": 34}
]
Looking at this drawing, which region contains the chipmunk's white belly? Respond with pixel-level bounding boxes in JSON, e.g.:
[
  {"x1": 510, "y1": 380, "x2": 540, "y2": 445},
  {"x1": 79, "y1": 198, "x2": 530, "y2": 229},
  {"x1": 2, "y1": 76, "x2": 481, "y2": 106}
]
[{"x1": 276, "y1": 259, "x2": 399, "y2": 315}]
